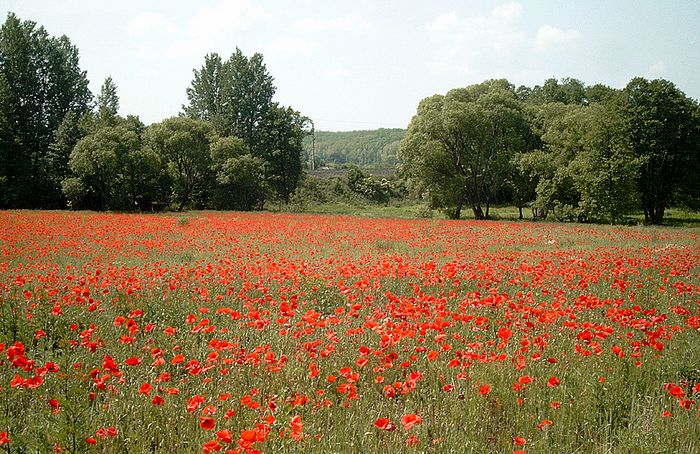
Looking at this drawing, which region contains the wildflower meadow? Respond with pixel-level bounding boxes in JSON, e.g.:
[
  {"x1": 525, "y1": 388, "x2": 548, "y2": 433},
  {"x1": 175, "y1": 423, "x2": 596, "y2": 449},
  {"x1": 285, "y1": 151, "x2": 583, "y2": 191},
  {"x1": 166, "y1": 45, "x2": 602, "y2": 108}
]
[{"x1": 0, "y1": 211, "x2": 698, "y2": 453}]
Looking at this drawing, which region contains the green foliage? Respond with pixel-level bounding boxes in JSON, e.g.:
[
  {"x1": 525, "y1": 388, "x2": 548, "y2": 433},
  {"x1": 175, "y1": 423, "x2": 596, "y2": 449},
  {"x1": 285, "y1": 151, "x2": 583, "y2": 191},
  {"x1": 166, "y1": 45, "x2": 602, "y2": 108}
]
[
  {"x1": 0, "y1": 12, "x2": 92, "y2": 208},
  {"x1": 97, "y1": 76, "x2": 120, "y2": 126},
  {"x1": 568, "y1": 105, "x2": 639, "y2": 223},
  {"x1": 515, "y1": 103, "x2": 639, "y2": 223},
  {"x1": 303, "y1": 128, "x2": 405, "y2": 168},
  {"x1": 145, "y1": 117, "x2": 214, "y2": 211},
  {"x1": 184, "y1": 49, "x2": 306, "y2": 205},
  {"x1": 182, "y1": 53, "x2": 224, "y2": 129},
  {"x1": 345, "y1": 167, "x2": 397, "y2": 204},
  {"x1": 621, "y1": 77, "x2": 700, "y2": 224},
  {"x1": 526, "y1": 77, "x2": 588, "y2": 105},
  {"x1": 400, "y1": 79, "x2": 531, "y2": 220},
  {"x1": 210, "y1": 136, "x2": 265, "y2": 210},
  {"x1": 65, "y1": 120, "x2": 155, "y2": 211},
  {"x1": 260, "y1": 106, "x2": 306, "y2": 203}
]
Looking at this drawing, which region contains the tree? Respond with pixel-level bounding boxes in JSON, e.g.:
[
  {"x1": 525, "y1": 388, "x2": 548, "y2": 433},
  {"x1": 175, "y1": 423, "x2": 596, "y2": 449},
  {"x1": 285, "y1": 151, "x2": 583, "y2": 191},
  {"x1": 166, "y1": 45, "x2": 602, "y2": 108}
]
[
  {"x1": 64, "y1": 125, "x2": 140, "y2": 210},
  {"x1": 621, "y1": 78, "x2": 700, "y2": 224},
  {"x1": 46, "y1": 110, "x2": 92, "y2": 204},
  {"x1": 260, "y1": 106, "x2": 306, "y2": 204},
  {"x1": 568, "y1": 105, "x2": 639, "y2": 223},
  {"x1": 182, "y1": 53, "x2": 224, "y2": 131},
  {"x1": 586, "y1": 84, "x2": 618, "y2": 104},
  {"x1": 185, "y1": 49, "x2": 275, "y2": 148},
  {"x1": 400, "y1": 80, "x2": 530, "y2": 219},
  {"x1": 97, "y1": 76, "x2": 119, "y2": 125},
  {"x1": 0, "y1": 72, "x2": 18, "y2": 207},
  {"x1": 210, "y1": 136, "x2": 265, "y2": 210},
  {"x1": 527, "y1": 78, "x2": 587, "y2": 105},
  {"x1": 184, "y1": 48, "x2": 306, "y2": 206},
  {"x1": 145, "y1": 117, "x2": 214, "y2": 210},
  {"x1": 62, "y1": 115, "x2": 160, "y2": 211},
  {"x1": 0, "y1": 13, "x2": 91, "y2": 207},
  {"x1": 516, "y1": 101, "x2": 638, "y2": 223},
  {"x1": 219, "y1": 49, "x2": 276, "y2": 150}
]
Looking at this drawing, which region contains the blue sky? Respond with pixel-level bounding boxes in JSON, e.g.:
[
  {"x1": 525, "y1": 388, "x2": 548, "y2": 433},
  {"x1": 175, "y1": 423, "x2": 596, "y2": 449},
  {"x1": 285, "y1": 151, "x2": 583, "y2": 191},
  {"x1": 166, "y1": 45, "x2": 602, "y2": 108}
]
[{"x1": 2, "y1": 1, "x2": 699, "y2": 131}]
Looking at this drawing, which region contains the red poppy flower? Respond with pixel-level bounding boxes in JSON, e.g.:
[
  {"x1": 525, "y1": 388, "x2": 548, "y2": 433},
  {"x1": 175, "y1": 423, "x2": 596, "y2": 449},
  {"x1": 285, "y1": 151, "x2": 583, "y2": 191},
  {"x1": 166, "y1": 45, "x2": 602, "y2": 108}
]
[
  {"x1": 666, "y1": 384, "x2": 685, "y2": 398},
  {"x1": 48, "y1": 399, "x2": 60, "y2": 414},
  {"x1": 124, "y1": 357, "x2": 141, "y2": 366},
  {"x1": 497, "y1": 327, "x2": 513, "y2": 341},
  {"x1": 216, "y1": 429, "x2": 232, "y2": 443},
  {"x1": 139, "y1": 382, "x2": 153, "y2": 396},
  {"x1": 547, "y1": 376, "x2": 561, "y2": 388},
  {"x1": 537, "y1": 419, "x2": 553, "y2": 429},
  {"x1": 479, "y1": 384, "x2": 491, "y2": 395},
  {"x1": 374, "y1": 417, "x2": 396, "y2": 431},
  {"x1": 200, "y1": 417, "x2": 215, "y2": 430},
  {"x1": 401, "y1": 413, "x2": 422, "y2": 430},
  {"x1": 383, "y1": 385, "x2": 396, "y2": 398}
]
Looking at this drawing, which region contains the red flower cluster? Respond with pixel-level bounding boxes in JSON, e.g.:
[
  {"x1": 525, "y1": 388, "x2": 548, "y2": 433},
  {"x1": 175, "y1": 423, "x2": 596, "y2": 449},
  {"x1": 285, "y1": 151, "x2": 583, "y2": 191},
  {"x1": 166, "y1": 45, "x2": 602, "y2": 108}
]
[{"x1": 0, "y1": 211, "x2": 697, "y2": 452}]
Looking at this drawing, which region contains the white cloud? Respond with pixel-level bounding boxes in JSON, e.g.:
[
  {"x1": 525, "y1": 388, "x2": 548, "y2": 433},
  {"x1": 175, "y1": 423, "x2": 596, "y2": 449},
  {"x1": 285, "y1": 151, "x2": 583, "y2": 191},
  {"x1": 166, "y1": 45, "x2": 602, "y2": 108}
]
[
  {"x1": 126, "y1": 0, "x2": 269, "y2": 60},
  {"x1": 648, "y1": 60, "x2": 666, "y2": 77},
  {"x1": 127, "y1": 12, "x2": 177, "y2": 60},
  {"x1": 262, "y1": 37, "x2": 320, "y2": 59},
  {"x1": 127, "y1": 12, "x2": 176, "y2": 35},
  {"x1": 169, "y1": 0, "x2": 268, "y2": 58},
  {"x1": 426, "y1": 2, "x2": 527, "y2": 74},
  {"x1": 535, "y1": 25, "x2": 582, "y2": 51},
  {"x1": 323, "y1": 66, "x2": 348, "y2": 79},
  {"x1": 293, "y1": 14, "x2": 370, "y2": 33},
  {"x1": 492, "y1": 2, "x2": 523, "y2": 20}
]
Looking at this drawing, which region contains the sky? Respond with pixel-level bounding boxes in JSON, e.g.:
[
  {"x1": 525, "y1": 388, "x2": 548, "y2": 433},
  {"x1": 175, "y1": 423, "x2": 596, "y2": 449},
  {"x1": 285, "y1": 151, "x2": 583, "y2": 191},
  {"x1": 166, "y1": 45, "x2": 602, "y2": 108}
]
[{"x1": 2, "y1": 1, "x2": 699, "y2": 131}]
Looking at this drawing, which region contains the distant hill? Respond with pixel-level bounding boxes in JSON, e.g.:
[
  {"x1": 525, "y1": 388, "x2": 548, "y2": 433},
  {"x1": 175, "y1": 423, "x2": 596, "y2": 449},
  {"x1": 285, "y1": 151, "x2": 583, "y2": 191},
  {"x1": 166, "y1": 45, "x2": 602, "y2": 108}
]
[{"x1": 303, "y1": 128, "x2": 405, "y2": 168}]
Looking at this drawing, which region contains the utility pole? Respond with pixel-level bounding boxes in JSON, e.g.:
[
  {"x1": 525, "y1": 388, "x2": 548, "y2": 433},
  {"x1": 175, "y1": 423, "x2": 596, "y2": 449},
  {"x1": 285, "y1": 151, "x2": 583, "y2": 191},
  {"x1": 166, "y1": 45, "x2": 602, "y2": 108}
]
[
  {"x1": 311, "y1": 121, "x2": 316, "y2": 171},
  {"x1": 306, "y1": 118, "x2": 316, "y2": 171}
]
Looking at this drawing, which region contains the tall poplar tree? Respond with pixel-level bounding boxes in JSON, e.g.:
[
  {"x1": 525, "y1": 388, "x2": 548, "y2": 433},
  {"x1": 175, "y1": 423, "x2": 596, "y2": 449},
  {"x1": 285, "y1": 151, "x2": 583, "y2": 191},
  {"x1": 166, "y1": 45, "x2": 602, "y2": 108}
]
[
  {"x1": 0, "y1": 12, "x2": 91, "y2": 207},
  {"x1": 184, "y1": 48, "x2": 305, "y2": 205}
]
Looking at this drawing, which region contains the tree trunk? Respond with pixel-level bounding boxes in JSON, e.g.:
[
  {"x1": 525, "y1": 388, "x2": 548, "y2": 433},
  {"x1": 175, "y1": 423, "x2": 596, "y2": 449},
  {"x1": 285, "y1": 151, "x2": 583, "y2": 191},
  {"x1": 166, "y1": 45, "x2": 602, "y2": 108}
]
[
  {"x1": 451, "y1": 203, "x2": 462, "y2": 220},
  {"x1": 518, "y1": 206, "x2": 523, "y2": 220},
  {"x1": 472, "y1": 204, "x2": 485, "y2": 220}
]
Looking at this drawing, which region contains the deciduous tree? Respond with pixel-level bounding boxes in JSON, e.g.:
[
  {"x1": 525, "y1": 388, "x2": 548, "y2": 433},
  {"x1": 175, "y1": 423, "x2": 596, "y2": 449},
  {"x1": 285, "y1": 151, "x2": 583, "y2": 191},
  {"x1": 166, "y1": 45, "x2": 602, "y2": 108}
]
[
  {"x1": 0, "y1": 13, "x2": 91, "y2": 207},
  {"x1": 145, "y1": 117, "x2": 214, "y2": 210},
  {"x1": 621, "y1": 77, "x2": 700, "y2": 224},
  {"x1": 400, "y1": 80, "x2": 530, "y2": 219}
]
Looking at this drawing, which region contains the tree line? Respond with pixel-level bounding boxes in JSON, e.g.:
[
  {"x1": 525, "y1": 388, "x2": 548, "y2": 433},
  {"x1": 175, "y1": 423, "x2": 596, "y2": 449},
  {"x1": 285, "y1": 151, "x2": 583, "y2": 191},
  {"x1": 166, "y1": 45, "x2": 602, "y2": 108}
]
[
  {"x1": 0, "y1": 13, "x2": 306, "y2": 211},
  {"x1": 400, "y1": 78, "x2": 700, "y2": 224},
  {"x1": 1, "y1": 12, "x2": 698, "y2": 225},
  {"x1": 302, "y1": 128, "x2": 404, "y2": 168}
]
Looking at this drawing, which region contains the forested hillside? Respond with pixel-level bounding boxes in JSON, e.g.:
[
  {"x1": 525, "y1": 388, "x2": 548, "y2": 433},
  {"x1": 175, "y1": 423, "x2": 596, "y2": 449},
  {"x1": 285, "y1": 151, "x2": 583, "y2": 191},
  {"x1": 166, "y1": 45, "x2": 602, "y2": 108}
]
[{"x1": 303, "y1": 128, "x2": 404, "y2": 168}]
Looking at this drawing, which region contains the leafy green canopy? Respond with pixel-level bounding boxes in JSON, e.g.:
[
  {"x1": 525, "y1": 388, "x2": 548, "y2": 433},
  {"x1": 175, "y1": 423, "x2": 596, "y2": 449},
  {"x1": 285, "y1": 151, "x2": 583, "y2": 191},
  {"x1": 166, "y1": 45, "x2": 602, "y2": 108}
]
[
  {"x1": 183, "y1": 49, "x2": 307, "y2": 204},
  {"x1": 400, "y1": 79, "x2": 531, "y2": 219},
  {"x1": 0, "y1": 12, "x2": 91, "y2": 208}
]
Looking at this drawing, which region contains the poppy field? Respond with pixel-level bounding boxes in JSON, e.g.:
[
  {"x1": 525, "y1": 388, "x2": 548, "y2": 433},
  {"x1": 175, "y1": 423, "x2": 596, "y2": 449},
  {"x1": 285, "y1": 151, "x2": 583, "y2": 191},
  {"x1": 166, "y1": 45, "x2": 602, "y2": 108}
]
[{"x1": 0, "y1": 211, "x2": 698, "y2": 453}]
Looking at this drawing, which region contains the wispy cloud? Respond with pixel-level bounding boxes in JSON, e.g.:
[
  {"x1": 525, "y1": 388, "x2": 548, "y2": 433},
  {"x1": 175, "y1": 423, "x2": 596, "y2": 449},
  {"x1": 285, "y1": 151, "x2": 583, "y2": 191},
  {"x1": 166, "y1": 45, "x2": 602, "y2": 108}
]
[
  {"x1": 293, "y1": 14, "x2": 370, "y2": 33},
  {"x1": 535, "y1": 25, "x2": 582, "y2": 51},
  {"x1": 426, "y1": 2, "x2": 526, "y2": 74},
  {"x1": 126, "y1": 0, "x2": 269, "y2": 60},
  {"x1": 262, "y1": 37, "x2": 320, "y2": 59},
  {"x1": 647, "y1": 60, "x2": 666, "y2": 77}
]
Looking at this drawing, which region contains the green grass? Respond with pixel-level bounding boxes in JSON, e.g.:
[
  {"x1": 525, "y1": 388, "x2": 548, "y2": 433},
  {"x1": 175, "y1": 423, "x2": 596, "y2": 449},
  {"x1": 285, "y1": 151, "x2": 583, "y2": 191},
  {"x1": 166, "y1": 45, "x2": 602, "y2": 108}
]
[{"x1": 276, "y1": 200, "x2": 700, "y2": 227}]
